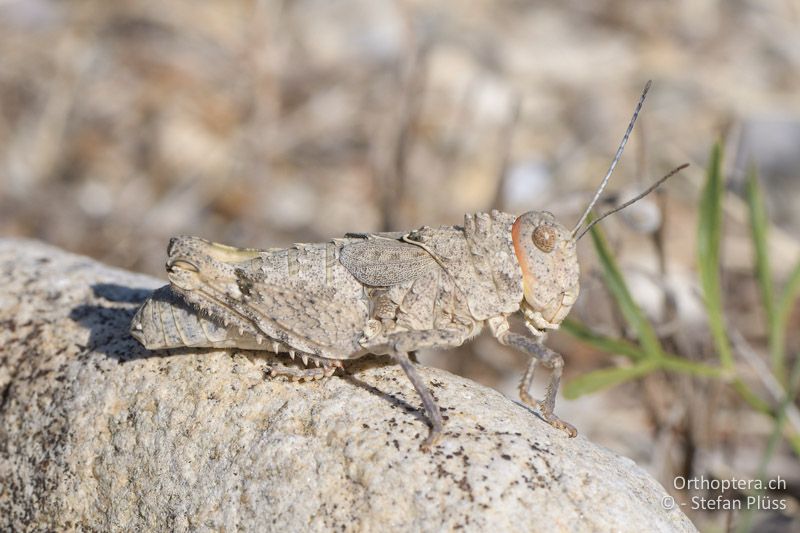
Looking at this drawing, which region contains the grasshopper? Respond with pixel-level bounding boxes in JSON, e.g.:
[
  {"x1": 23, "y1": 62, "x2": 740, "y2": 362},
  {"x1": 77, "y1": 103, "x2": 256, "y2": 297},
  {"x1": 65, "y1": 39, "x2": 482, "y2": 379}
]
[{"x1": 130, "y1": 81, "x2": 685, "y2": 450}]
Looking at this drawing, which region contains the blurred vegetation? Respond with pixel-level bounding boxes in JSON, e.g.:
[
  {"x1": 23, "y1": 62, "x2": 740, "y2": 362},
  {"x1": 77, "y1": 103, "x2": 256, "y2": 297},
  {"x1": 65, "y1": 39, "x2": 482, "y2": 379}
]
[{"x1": 563, "y1": 143, "x2": 800, "y2": 531}]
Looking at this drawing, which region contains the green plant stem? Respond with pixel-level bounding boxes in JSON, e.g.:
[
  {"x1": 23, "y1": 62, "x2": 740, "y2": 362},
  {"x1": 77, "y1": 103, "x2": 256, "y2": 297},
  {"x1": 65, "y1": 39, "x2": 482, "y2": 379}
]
[
  {"x1": 564, "y1": 359, "x2": 660, "y2": 399},
  {"x1": 659, "y1": 356, "x2": 724, "y2": 377},
  {"x1": 589, "y1": 223, "x2": 664, "y2": 360},
  {"x1": 731, "y1": 379, "x2": 771, "y2": 415},
  {"x1": 560, "y1": 319, "x2": 644, "y2": 361}
]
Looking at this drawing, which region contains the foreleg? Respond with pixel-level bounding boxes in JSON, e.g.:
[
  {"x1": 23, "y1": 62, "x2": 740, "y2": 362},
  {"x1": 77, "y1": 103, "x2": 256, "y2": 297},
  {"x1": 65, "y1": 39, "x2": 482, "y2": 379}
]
[{"x1": 489, "y1": 318, "x2": 577, "y2": 437}]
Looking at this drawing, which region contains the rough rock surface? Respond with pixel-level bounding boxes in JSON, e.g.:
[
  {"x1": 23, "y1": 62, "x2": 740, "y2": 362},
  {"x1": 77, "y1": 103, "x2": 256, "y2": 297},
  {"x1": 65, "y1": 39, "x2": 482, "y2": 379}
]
[{"x1": 0, "y1": 238, "x2": 695, "y2": 532}]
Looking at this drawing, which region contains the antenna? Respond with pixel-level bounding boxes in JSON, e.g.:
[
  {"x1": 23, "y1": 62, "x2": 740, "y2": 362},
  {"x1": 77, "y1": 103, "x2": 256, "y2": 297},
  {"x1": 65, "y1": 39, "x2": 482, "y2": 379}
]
[
  {"x1": 575, "y1": 163, "x2": 689, "y2": 240},
  {"x1": 571, "y1": 80, "x2": 652, "y2": 238}
]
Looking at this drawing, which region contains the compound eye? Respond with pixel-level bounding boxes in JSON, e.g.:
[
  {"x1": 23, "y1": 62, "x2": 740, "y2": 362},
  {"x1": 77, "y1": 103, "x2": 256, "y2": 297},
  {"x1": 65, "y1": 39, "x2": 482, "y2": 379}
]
[{"x1": 532, "y1": 225, "x2": 557, "y2": 253}]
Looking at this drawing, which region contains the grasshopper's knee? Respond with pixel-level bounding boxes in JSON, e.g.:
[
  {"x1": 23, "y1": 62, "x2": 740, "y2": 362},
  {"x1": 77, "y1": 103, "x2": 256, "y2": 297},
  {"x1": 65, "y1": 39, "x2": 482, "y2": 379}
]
[
  {"x1": 387, "y1": 332, "x2": 423, "y2": 354},
  {"x1": 547, "y1": 352, "x2": 564, "y2": 369},
  {"x1": 535, "y1": 345, "x2": 563, "y2": 369},
  {"x1": 391, "y1": 337, "x2": 414, "y2": 354}
]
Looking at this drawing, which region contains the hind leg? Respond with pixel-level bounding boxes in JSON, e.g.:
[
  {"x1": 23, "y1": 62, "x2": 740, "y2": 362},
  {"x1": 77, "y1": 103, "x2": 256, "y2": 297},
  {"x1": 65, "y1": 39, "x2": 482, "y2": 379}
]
[
  {"x1": 391, "y1": 350, "x2": 443, "y2": 451},
  {"x1": 267, "y1": 363, "x2": 338, "y2": 382},
  {"x1": 384, "y1": 328, "x2": 469, "y2": 450}
]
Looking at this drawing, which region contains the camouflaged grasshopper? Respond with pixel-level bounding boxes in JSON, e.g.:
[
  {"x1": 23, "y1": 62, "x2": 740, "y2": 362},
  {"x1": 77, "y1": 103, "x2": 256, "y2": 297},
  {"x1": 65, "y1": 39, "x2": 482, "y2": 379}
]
[{"x1": 131, "y1": 81, "x2": 685, "y2": 450}]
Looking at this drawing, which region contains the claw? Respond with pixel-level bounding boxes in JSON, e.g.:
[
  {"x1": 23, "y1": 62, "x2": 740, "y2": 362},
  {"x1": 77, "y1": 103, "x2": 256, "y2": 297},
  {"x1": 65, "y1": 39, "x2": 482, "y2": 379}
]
[
  {"x1": 420, "y1": 428, "x2": 442, "y2": 452},
  {"x1": 542, "y1": 413, "x2": 578, "y2": 438}
]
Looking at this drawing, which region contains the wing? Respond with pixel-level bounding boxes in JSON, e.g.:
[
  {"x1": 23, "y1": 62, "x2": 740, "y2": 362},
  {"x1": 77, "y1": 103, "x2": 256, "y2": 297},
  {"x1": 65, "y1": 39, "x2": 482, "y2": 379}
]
[
  {"x1": 132, "y1": 283, "x2": 368, "y2": 358},
  {"x1": 228, "y1": 274, "x2": 370, "y2": 358},
  {"x1": 339, "y1": 238, "x2": 438, "y2": 287},
  {"x1": 344, "y1": 231, "x2": 406, "y2": 239}
]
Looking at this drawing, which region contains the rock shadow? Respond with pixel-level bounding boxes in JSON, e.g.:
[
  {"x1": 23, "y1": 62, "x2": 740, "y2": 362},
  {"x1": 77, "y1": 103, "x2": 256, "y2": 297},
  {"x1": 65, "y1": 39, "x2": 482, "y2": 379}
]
[
  {"x1": 69, "y1": 283, "x2": 191, "y2": 363},
  {"x1": 341, "y1": 358, "x2": 431, "y2": 426},
  {"x1": 91, "y1": 283, "x2": 153, "y2": 304}
]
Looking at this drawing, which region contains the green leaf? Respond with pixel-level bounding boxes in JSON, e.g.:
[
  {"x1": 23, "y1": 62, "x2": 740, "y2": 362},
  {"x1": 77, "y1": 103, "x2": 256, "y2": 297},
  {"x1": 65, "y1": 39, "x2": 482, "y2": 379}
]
[
  {"x1": 564, "y1": 360, "x2": 659, "y2": 399},
  {"x1": 560, "y1": 318, "x2": 645, "y2": 361},
  {"x1": 697, "y1": 143, "x2": 734, "y2": 369},
  {"x1": 746, "y1": 166, "x2": 780, "y2": 375},
  {"x1": 745, "y1": 166, "x2": 774, "y2": 320},
  {"x1": 589, "y1": 223, "x2": 664, "y2": 359}
]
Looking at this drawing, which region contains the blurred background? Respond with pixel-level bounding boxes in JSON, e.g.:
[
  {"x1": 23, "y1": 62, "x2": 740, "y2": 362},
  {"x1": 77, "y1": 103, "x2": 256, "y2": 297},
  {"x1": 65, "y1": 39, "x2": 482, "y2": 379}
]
[{"x1": 1, "y1": 0, "x2": 799, "y2": 530}]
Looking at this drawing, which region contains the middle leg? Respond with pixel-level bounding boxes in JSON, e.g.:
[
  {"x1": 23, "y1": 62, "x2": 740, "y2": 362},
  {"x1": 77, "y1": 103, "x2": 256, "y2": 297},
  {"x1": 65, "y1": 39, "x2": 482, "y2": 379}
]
[{"x1": 384, "y1": 328, "x2": 470, "y2": 450}]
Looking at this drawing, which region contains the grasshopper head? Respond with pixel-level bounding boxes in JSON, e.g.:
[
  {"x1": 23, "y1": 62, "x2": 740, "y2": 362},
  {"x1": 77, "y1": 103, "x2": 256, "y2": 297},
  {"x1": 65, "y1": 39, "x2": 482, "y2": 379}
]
[
  {"x1": 507, "y1": 82, "x2": 659, "y2": 333},
  {"x1": 165, "y1": 235, "x2": 261, "y2": 307},
  {"x1": 512, "y1": 211, "x2": 579, "y2": 333}
]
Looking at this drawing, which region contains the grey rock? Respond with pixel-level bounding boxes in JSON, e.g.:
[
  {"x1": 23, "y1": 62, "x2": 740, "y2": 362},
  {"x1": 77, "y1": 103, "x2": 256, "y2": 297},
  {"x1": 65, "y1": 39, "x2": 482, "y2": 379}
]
[{"x1": 0, "y1": 238, "x2": 696, "y2": 532}]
